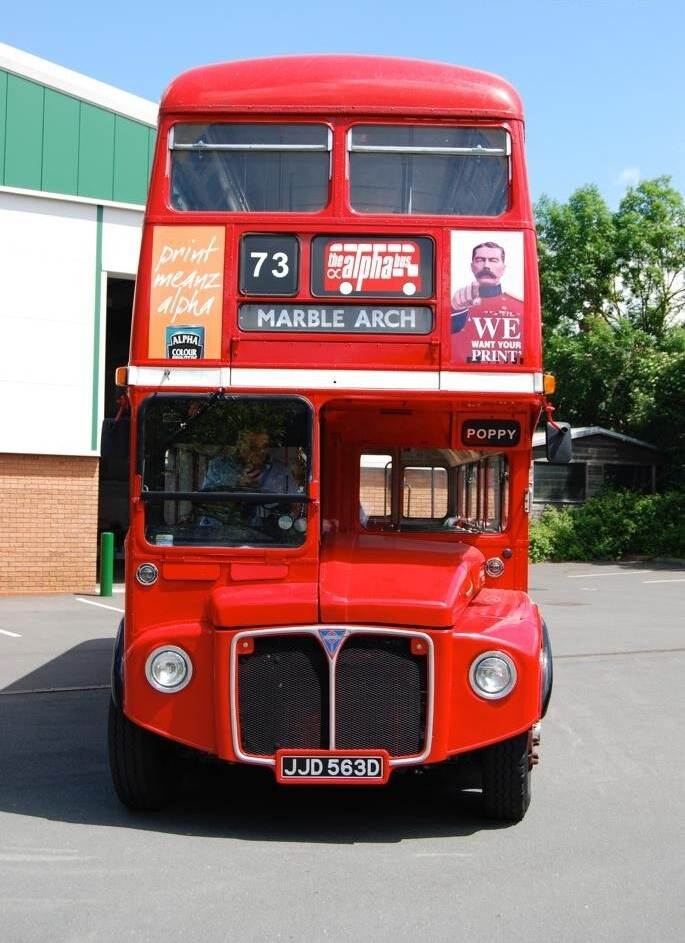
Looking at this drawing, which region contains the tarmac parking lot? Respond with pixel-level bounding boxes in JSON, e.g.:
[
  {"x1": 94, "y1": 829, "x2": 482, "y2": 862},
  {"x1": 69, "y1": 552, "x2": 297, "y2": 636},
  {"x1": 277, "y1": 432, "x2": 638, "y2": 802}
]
[{"x1": 1, "y1": 562, "x2": 684, "y2": 943}]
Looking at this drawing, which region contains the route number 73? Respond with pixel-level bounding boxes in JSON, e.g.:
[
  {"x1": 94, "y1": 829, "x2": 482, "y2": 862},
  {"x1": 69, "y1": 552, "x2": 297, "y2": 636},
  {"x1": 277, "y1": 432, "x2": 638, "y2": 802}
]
[
  {"x1": 250, "y1": 251, "x2": 289, "y2": 278},
  {"x1": 240, "y1": 235, "x2": 299, "y2": 295}
]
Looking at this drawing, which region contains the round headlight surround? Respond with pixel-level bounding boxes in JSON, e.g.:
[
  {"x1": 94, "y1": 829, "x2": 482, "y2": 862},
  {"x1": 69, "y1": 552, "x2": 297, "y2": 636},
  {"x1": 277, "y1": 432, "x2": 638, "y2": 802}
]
[
  {"x1": 469, "y1": 650, "x2": 517, "y2": 700},
  {"x1": 145, "y1": 646, "x2": 193, "y2": 693}
]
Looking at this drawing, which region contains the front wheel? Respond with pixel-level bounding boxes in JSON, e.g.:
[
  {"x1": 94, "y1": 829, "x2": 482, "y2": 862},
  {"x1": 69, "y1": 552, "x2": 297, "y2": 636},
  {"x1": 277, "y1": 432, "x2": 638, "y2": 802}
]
[
  {"x1": 108, "y1": 697, "x2": 179, "y2": 811},
  {"x1": 480, "y1": 730, "x2": 532, "y2": 822}
]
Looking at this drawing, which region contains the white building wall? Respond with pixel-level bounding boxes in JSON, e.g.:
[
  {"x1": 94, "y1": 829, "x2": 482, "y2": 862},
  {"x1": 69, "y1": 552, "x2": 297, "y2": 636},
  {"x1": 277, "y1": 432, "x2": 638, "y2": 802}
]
[
  {"x1": 0, "y1": 190, "x2": 143, "y2": 457},
  {"x1": 102, "y1": 205, "x2": 144, "y2": 273}
]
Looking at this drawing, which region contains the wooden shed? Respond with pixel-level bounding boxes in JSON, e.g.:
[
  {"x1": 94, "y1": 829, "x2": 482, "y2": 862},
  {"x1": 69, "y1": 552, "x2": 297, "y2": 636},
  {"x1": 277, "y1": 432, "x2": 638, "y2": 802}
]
[{"x1": 531, "y1": 426, "x2": 663, "y2": 513}]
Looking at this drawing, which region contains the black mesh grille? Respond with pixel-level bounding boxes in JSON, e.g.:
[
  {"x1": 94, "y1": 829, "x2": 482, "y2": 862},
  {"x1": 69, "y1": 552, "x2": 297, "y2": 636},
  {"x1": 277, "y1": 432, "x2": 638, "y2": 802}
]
[
  {"x1": 335, "y1": 636, "x2": 426, "y2": 757},
  {"x1": 236, "y1": 632, "x2": 427, "y2": 758},
  {"x1": 238, "y1": 636, "x2": 328, "y2": 755}
]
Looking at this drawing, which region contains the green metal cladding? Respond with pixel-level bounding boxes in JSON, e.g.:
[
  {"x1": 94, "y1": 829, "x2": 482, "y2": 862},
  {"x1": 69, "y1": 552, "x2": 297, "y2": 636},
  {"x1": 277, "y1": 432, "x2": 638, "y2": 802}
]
[{"x1": 0, "y1": 70, "x2": 156, "y2": 204}]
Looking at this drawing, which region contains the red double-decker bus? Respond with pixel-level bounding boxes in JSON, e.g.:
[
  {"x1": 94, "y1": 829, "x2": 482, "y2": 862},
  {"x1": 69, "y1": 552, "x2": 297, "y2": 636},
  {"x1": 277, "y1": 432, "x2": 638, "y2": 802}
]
[{"x1": 107, "y1": 55, "x2": 568, "y2": 822}]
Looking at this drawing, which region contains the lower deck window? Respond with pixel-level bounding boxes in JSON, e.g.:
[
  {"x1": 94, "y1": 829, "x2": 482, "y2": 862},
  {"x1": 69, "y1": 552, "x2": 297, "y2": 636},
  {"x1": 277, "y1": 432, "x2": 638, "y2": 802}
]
[{"x1": 359, "y1": 449, "x2": 508, "y2": 534}]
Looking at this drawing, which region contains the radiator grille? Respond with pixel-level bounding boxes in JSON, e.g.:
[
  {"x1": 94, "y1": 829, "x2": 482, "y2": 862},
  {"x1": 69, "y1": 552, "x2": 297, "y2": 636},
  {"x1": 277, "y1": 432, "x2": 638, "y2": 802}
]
[
  {"x1": 237, "y1": 635, "x2": 328, "y2": 755},
  {"x1": 336, "y1": 636, "x2": 426, "y2": 756},
  {"x1": 237, "y1": 632, "x2": 427, "y2": 758}
]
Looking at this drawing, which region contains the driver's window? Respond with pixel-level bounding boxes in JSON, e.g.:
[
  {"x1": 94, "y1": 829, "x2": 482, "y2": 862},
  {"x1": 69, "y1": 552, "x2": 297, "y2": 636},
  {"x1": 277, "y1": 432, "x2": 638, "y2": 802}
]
[{"x1": 139, "y1": 395, "x2": 311, "y2": 547}]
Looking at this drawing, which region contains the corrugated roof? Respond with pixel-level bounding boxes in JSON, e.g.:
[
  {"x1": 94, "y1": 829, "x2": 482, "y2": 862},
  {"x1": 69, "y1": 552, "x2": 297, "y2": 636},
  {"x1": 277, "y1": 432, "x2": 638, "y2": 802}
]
[{"x1": 532, "y1": 426, "x2": 660, "y2": 451}]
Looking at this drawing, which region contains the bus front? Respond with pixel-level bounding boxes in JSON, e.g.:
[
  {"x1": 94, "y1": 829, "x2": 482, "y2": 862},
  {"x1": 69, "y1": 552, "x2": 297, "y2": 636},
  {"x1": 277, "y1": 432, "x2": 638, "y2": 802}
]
[{"x1": 109, "y1": 56, "x2": 552, "y2": 823}]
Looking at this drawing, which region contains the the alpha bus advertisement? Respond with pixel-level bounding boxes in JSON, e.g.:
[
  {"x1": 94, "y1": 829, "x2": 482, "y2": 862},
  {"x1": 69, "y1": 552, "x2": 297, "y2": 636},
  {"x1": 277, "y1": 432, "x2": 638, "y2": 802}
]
[
  {"x1": 311, "y1": 236, "x2": 433, "y2": 298},
  {"x1": 450, "y1": 231, "x2": 524, "y2": 366}
]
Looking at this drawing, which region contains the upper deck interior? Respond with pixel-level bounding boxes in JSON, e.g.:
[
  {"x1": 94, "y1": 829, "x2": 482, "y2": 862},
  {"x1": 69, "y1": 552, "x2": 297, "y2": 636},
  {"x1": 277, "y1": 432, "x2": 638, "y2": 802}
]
[{"x1": 129, "y1": 56, "x2": 541, "y2": 390}]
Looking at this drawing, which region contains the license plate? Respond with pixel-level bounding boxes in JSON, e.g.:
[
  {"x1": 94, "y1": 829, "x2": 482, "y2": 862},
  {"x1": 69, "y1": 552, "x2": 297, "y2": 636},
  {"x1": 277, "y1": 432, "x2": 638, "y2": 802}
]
[{"x1": 276, "y1": 751, "x2": 389, "y2": 784}]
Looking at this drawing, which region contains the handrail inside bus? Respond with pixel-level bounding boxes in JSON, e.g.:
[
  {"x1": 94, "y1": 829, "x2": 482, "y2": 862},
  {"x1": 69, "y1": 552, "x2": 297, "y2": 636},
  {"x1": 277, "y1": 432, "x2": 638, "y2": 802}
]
[
  {"x1": 349, "y1": 145, "x2": 508, "y2": 157},
  {"x1": 171, "y1": 143, "x2": 331, "y2": 152},
  {"x1": 139, "y1": 491, "x2": 313, "y2": 503}
]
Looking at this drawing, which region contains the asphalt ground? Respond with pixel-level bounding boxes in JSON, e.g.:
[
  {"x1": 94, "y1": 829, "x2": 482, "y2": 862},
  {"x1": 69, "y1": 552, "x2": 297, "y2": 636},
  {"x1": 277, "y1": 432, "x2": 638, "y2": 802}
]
[{"x1": 1, "y1": 562, "x2": 684, "y2": 943}]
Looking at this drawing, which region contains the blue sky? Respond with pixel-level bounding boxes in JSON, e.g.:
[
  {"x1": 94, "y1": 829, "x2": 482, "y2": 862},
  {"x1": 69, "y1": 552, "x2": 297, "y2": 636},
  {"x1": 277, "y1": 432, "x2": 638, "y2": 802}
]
[{"x1": 4, "y1": 0, "x2": 684, "y2": 206}]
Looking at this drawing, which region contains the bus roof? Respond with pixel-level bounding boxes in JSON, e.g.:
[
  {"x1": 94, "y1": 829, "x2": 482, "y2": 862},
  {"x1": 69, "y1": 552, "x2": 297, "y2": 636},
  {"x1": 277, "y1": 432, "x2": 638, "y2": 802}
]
[{"x1": 160, "y1": 55, "x2": 524, "y2": 120}]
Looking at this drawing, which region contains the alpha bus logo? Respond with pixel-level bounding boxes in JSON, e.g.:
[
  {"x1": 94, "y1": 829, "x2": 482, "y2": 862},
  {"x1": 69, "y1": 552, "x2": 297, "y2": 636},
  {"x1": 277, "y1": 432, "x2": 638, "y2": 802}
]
[
  {"x1": 311, "y1": 236, "x2": 433, "y2": 298},
  {"x1": 326, "y1": 241, "x2": 420, "y2": 295}
]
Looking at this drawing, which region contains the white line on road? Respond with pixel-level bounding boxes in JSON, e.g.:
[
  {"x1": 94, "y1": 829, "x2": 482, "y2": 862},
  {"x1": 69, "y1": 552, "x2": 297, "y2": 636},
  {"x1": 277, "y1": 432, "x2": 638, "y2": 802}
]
[
  {"x1": 75, "y1": 597, "x2": 124, "y2": 613},
  {"x1": 567, "y1": 572, "x2": 684, "y2": 585},
  {"x1": 415, "y1": 853, "x2": 473, "y2": 858},
  {"x1": 0, "y1": 852, "x2": 94, "y2": 863},
  {"x1": 642, "y1": 578, "x2": 685, "y2": 584},
  {"x1": 567, "y1": 571, "x2": 655, "y2": 579},
  {"x1": 0, "y1": 628, "x2": 22, "y2": 638}
]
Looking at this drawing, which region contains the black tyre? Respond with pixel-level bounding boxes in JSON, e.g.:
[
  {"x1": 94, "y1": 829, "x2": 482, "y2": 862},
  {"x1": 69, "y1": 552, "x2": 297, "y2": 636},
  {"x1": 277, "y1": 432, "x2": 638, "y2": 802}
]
[
  {"x1": 108, "y1": 697, "x2": 179, "y2": 811},
  {"x1": 480, "y1": 730, "x2": 532, "y2": 822}
]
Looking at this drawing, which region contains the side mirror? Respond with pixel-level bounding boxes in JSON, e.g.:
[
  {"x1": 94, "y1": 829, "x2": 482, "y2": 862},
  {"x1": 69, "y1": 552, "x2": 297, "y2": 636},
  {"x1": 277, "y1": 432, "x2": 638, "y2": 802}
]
[
  {"x1": 100, "y1": 418, "x2": 130, "y2": 480},
  {"x1": 545, "y1": 422, "x2": 572, "y2": 464}
]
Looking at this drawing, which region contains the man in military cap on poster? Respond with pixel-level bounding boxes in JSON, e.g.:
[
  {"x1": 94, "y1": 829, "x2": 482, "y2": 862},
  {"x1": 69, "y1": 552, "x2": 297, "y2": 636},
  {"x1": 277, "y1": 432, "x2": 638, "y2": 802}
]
[{"x1": 450, "y1": 239, "x2": 524, "y2": 365}]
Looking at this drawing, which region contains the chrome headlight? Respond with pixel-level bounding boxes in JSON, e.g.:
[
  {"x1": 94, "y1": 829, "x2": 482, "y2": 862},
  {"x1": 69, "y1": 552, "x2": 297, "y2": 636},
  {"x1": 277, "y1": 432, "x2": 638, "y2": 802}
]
[
  {"x1": 145, "y1": 646, "x2": 193, "y2": 693},
  {"x1": 469, "y1": 651, "x2": 517, "y2": 700}
]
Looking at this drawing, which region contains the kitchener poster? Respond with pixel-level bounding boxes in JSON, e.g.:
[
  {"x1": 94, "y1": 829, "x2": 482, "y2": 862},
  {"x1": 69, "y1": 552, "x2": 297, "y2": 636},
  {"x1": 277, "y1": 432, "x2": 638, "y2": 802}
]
[{"x1": 450, "y1": 231, "x2": 524, "y2": 366}]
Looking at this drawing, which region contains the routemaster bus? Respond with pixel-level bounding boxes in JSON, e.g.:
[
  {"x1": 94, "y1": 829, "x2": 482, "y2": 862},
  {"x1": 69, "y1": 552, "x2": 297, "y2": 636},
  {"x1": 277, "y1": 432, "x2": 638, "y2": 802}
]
[{"x1": 107, "y1": 54, "x2": 569, "y2": 822}]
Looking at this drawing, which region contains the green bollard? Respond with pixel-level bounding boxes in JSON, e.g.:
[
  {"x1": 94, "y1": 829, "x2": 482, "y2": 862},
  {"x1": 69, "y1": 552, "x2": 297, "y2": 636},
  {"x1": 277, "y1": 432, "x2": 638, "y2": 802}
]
[{"x1": 100, "y1": 531, "x2": 114, "y2": 597}]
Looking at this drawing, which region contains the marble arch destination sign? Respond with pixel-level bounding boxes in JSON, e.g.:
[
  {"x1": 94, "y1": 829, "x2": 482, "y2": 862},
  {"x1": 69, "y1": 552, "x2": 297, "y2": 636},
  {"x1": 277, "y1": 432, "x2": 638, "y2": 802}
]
[{"x1": 238, "y1": 304, "x2": 433, "y2": 334}]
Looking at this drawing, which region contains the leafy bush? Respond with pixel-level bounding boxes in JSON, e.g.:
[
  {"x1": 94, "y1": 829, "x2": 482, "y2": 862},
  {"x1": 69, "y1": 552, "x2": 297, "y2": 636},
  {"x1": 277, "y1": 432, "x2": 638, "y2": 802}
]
[{"x1": 529, "y1": 489, "x2": 685, "y2": 562}]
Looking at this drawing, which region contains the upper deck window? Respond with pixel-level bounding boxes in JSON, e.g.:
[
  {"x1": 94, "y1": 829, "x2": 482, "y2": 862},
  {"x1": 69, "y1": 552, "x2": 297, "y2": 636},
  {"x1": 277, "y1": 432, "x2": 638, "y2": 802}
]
[
  {"x1": 170, "y1": 123, "x2": 331, "y2": 212},
  {"x1": 348, "y1": 125, "x2": 510, "y2": 216}
]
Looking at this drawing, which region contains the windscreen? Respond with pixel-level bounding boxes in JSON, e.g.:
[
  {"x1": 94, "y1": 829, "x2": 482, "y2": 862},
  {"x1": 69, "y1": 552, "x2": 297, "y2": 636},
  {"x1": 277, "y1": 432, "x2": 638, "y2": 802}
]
[{"x1": 139, "y1": 395, "x2": 311, "y2": 547}]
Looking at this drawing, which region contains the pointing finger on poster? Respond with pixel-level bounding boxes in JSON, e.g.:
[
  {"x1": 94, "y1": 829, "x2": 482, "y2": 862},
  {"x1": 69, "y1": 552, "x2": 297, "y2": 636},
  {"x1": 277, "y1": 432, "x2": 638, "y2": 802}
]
[{"x1": 451, "y1": 281, "x2": 480, "y2": 310}]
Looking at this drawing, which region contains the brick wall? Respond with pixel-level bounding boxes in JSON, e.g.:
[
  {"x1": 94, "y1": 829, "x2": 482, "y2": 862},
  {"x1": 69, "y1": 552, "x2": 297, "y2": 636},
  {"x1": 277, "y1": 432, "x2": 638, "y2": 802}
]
[
  {"x1": 360, "y1": 466, "x2": 448, "y2": 518},
  {"x1": 0, "y1": 454, "x2": 99, "y2": 594}
]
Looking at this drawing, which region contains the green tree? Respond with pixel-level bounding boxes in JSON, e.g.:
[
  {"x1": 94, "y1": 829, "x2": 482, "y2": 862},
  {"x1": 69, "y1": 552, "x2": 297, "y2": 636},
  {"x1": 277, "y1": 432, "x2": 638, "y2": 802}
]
[
  {"x1": 614, "y1": 177, "x2": 685, "y2": 339},
  {"x1": 535, "y1": 178, "x2": 685, "y2": 477},
  {"x1": 627, "y1": 327, "x2": 685, "y2": 481},
  {"x1": 544, "y1": 317, "x2": 651, "y2": 431},
  {"x1": 535, "y1": 185, "x2": 618, "y2": 337}
]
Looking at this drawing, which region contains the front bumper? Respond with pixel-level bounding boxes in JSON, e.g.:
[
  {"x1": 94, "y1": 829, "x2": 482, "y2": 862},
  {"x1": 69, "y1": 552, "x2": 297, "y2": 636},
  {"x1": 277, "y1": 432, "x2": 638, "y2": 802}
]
[{"x1": 121, "y1": 589, "x2": 546, "y2": 773}]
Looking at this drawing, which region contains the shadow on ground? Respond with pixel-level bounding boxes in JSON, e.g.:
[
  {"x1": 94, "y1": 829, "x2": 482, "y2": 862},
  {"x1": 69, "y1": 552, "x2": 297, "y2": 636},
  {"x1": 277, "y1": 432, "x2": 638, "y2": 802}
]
[{"x1": 0, "y1": 641, "x2": 509, "y2": 842}]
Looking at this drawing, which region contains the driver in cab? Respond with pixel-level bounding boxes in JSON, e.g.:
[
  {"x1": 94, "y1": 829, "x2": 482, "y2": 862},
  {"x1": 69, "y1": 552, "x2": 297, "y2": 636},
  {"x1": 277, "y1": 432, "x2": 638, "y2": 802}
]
[
  {"x1": 202, "y1": 427, "x2": 296, "y2": 493},
  {"x1": 200, "y1": 427, "x2": 301, "y2": 530}
]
